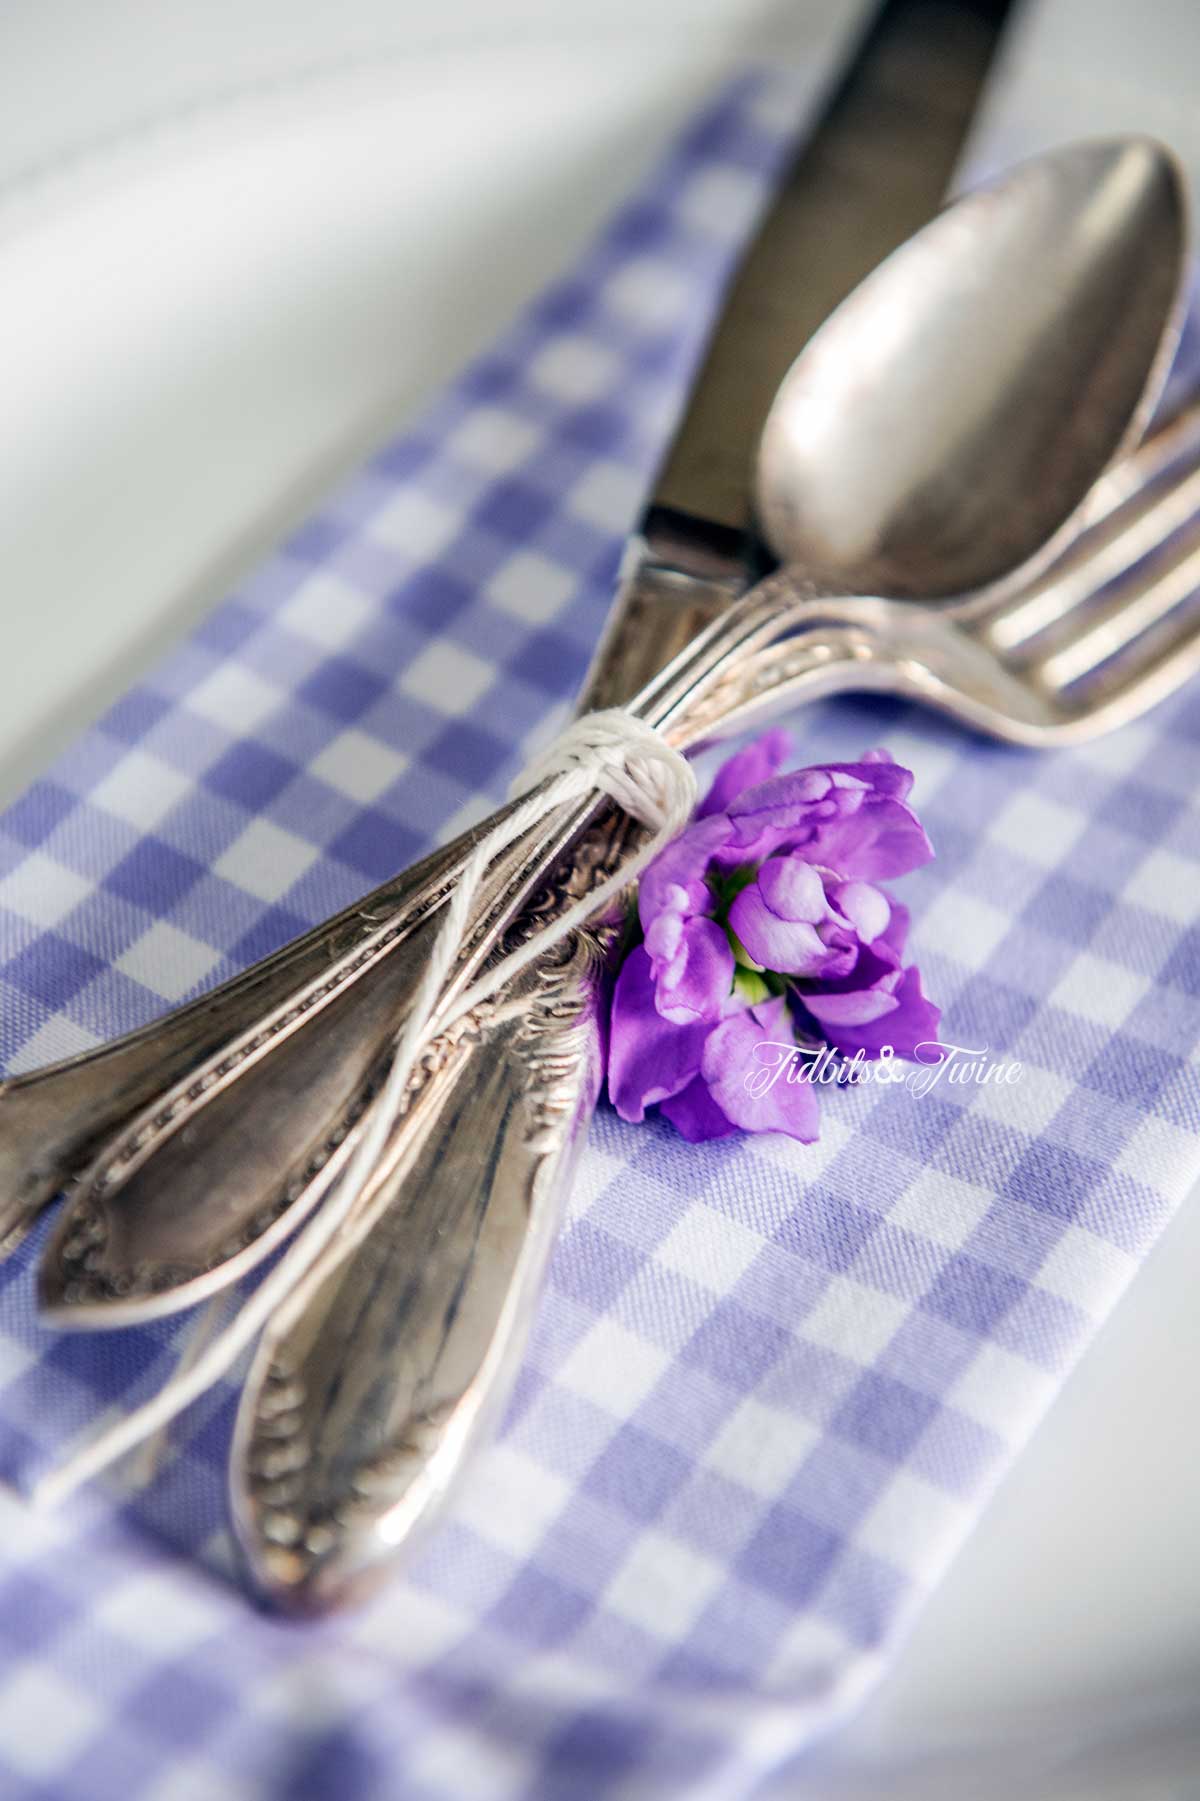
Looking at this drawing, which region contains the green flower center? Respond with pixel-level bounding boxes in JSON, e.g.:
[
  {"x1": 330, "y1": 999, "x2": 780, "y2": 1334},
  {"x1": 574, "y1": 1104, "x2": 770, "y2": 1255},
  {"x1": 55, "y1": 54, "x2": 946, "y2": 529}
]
[{"x1": 710, "y1": 863, "x2": 790, "y2": 1005}]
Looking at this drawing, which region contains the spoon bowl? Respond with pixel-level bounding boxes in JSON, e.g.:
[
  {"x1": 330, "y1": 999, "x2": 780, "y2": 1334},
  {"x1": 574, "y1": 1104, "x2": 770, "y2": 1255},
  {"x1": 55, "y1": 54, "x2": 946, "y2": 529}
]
[{"x1": 756, "y1": 137, "x2": 1188, "y2": 599}]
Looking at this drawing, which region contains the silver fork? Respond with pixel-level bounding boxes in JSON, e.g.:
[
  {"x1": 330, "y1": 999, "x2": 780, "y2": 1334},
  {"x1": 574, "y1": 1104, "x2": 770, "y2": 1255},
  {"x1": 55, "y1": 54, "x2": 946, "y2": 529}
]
[{"x1": 696, "y1": 398, "x2": 1200, "y2": 748}]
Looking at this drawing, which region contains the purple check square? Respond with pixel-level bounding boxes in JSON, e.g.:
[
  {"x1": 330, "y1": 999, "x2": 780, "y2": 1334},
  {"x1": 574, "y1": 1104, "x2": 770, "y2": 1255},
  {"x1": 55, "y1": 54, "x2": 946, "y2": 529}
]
[
  {"x1": 831, "y1": 1370, "x2": 940, "y2": 1464},
  {"x1": 737, "y1": 1502, "x2": 843, "y2": 1609},
  {"x1": 680, "y1": 1300, "x2": 789, "y2": 1389},
  {"x1": 489, "y1": 1566, "x2": 592, "y2": 1650},
  {"x1": 922, "y1": 1253, "x2": 1028, "y2": 1339},
  {"x1": 4, "y1": 932, "x2": 107, "y2": 1008},
  {"x1": 1002, "y1": 1138, "x2": 1107, "y2": 1221},
  {"x1": 2, "y1": 780, "x2": 77, "y2": 850},
  {"x1": 584, "y1": 1423, "x2": 692, "y2": 1525}
]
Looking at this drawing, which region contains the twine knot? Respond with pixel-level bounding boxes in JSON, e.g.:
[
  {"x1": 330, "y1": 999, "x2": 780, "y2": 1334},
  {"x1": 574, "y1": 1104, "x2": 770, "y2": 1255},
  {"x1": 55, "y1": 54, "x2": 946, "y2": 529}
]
[{"x1": 514, "y1": 708, "x2": 696, "y2": 837}]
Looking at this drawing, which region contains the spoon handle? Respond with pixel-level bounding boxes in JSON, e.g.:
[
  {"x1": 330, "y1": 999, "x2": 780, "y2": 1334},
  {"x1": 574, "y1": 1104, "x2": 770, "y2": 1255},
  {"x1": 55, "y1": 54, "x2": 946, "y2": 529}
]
[
  {"x1": 229, "y1": 576, "x2": 883, "y2": 1609},
  {"x1": 231, "y1": 914, "x2": 608, "y2": 1609}
]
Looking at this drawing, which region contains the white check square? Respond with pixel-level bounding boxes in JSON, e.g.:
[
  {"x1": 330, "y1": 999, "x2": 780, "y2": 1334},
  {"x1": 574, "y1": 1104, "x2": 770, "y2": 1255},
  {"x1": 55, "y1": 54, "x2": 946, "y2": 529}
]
[
  {"x1": 569, "y1": 460, "x2": 644, "y2": 532},
  {"x1": 214, "y1": 819, "x2": 319, "y2": 902},
  {"x1": 654, "y1": 1204, "x2": 765, "y2": 1293},
  {"x1": 116, "y1": 921, "x2": 222, "y2": 1002},
  {"x1": 603, "y1": 259, "x2": 690, "y2": 329},
  {"x1": 0, "y1": 1666, "x2": 104, "y2": 1777},
  {"x1": 447, "y1": 407, "x2": 541, "y2": 474},
  {"x1": 705, "y1": 1396, "x2": 819, "y2": 1497},
  {"x1": 559, "y1": 1317, "x2": 670, "y2": 1415},
  {"x1": 887, "y1": 1170, "x2": 993, "y2": 1253},
  {"x1": 401, "y1": 642, "x2": 493, "y2": 714},
  {"x1": 186, "y1": 664, "x2": 281, "y2": 735},
  {"x1": 279, "y1": 571, "x2": 374, "y2": 651},
  {"x1": 988, "y1": 791, "x2": 1088, "y2": 867},
  {"x1": 800, "y1": 1276, "x2": 910, "y2": 1364},
  {"x1": 0, "y1": 851, "x2": 92, "y2": 927},
  {"x1": 1122, "y1": 846, "x2": 1200, "y2": 925},
  {"x1": 368, "y1": 487, "x2": 460, "y2": 561},
  {"x1": 310, "y1": 729, "x2": 408, "y2": 804},
  {"x1": 529, "y1": 337, "x2": 619, "y2": 403},
  {"x1": 949, "y1": 1340, "x2": 1055, "y2": 1440},
  {"x1": 91, "y1": 749, "x2": 191, "y2": 831},
  {"x1": 856, "y1": 1469, "x2": 969, "y2": 1577},
  {"x1": 487, "y1": 551, "x2": 577, "y2": 624},
  {"x1": 1051, "y1": 952, "x2": 1150, "y2": 1029},
  {"x1": 604, "y1": 1528, "x2": 725, "y2": 1639},
  {"x1": 1034, "y1": 1223, "x2": 1138, "y2": 1314}
]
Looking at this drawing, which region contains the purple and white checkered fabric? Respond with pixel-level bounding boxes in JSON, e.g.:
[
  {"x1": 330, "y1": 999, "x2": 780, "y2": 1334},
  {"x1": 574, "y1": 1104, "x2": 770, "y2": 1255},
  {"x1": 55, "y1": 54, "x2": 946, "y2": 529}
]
[{"x1": 0, "y1": 67, "x2": 1199, "y2": 1800}]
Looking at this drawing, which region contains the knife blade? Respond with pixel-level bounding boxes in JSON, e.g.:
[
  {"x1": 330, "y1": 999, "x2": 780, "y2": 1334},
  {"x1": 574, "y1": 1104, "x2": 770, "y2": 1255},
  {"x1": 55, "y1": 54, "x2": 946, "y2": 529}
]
[
  {"x1": 225, "y1": 0, "x2": 1019, "y2": 1610},
  {"x1": 651, "y1": 0, "x2": 1015, "y2": 560}
]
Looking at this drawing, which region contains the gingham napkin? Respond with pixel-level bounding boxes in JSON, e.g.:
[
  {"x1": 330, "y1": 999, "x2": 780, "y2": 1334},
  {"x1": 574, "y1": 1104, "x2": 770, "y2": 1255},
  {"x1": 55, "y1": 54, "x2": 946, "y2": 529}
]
[{"x1": 1, "y1": 68, "x2": 1199, "y2": 1801}]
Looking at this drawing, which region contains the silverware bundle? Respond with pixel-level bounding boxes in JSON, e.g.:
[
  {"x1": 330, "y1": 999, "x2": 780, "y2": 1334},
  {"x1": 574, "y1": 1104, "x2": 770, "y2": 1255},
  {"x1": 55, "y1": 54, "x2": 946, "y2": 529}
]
[{"x1": 1, "y1": 0, "x2": 1196, "y2": 1611}]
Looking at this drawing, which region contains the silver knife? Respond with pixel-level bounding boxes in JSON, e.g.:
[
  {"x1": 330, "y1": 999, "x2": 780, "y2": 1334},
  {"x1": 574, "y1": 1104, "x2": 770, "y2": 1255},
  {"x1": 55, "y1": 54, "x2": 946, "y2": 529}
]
[{"x1": 226, "y1": 0, "x2": 1021, "y2": 1609}]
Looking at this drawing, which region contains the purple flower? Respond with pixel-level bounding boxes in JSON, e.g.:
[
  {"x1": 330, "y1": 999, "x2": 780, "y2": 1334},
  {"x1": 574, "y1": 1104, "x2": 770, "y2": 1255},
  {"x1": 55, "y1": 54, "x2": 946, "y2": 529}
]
[{"x1": 607, "y1": 732, "x2": 941, "y2": 1142}]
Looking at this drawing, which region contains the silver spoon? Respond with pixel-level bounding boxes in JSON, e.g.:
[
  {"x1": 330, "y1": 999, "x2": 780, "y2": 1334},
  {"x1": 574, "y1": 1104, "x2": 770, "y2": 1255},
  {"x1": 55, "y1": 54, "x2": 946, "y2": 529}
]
[{"x1": 757, "y1": 135, "x2": 1187, "y2": 601}]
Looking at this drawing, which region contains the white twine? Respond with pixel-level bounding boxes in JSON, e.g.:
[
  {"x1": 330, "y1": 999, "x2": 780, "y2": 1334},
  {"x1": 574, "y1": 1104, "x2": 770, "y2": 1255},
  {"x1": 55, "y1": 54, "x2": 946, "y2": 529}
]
[{"x1": 31, "y1": 709, "x2": 696, "y2": 1510}]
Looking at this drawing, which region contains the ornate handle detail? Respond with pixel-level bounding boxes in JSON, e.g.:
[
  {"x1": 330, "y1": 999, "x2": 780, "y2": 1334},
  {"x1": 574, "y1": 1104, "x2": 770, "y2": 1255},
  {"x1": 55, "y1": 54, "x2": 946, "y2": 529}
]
[
  {"x1": 232, "y1": 924, "x2": 609, "y2": 1608},
  {"x1": 231, "y1": 581, "x2": 891, "y2": 1608}
]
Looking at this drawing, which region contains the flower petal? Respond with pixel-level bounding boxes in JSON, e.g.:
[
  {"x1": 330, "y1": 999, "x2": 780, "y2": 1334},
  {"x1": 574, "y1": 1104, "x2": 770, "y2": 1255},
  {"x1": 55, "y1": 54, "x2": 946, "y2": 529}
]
[
  {"x1": 832, "y1": 880, "x2": 890, "y2": 943},
  {"x1": 808, "y1": 798, "x2": 933, "y2": 882},
  {"x1": 729, "y1": 884, "x2": 832, "y2": 976},
  {"x1": 608, "y1": 948, "x2": 708, "y2": 1121},
  {"x1": 812, "y1": 965, "x2": 941, "y2": 1059},
  {"x1": 879, "y1": 899, "x2": 910, "y2": 958},
  {"x1": 757, "y1": 855, "x2": 827, "y2": 923},
  {"x1": 655, "y1": 915, "x2": 735, "y2": 1023},
  {"x1": 820, "y1": 753, "x2": 913, "y2": 800},
  {"x1": 701, "y1": 1001, "x2": 822, "y2": 1141},
  {"x1": 697, "y1": 728, "x2": 794, "y2": 818},
  {"x1": 804, "y1": 985, "x2": 899, "y2": 1029},
  {"x1": 659, "y1": 1076, "x2": 739, "y2": 1141},
  {"x1": 638, "y1": 813, "x2": 730, "y2": 932}
]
